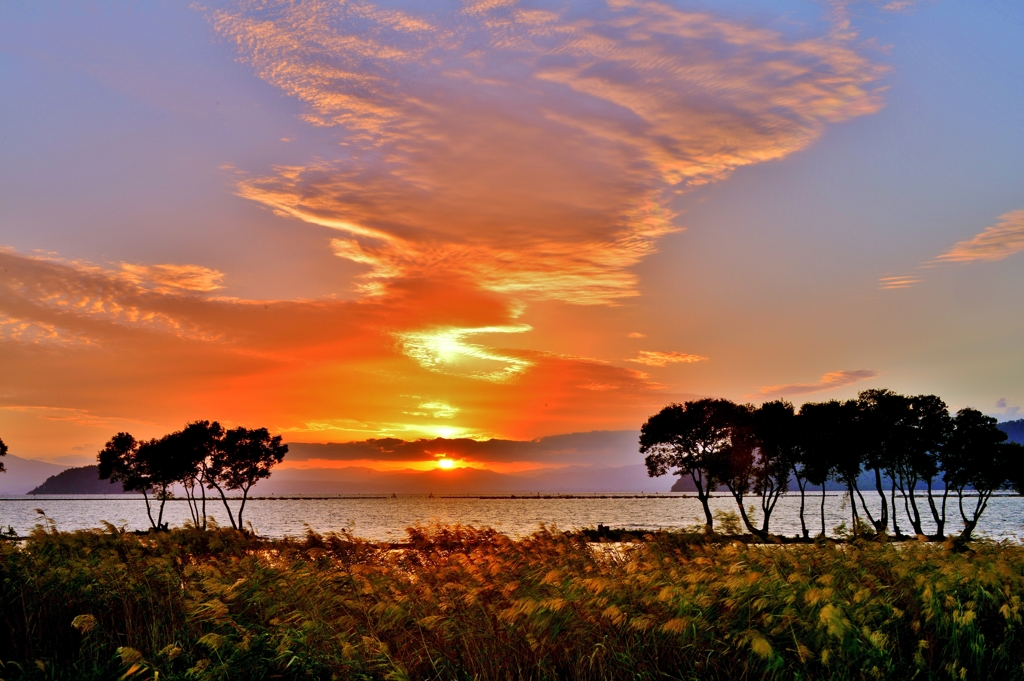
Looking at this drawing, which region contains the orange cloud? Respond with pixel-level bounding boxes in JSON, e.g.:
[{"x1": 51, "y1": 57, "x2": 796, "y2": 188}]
[
  {"x1": 878, "y1": 275, "x2": 922, "y2": 290},
  {"x1": 211, "y1": 0, "x2": 885, "y2": 305},
  {"x1": 2, "y1": 2, "x2": 892, "y2": 461},
  {"x1": 935, "y1": 209, "x2": 1024, "y2": 264},
  {"x1": 627, "y1": 351, "x2": 708, "y2": 367},
  {"x1": 0, "y1": 248, "x2": 668, "y2": 457},
  {"x1": 755, "y1": 369, "x2": 881, "y2": 398},
  {"x1": 880, "y1": 209, "x2": 1024, "y2": 291},
  {"x1": 118, "y1": 263, "x2": 225, "y2": 293}
]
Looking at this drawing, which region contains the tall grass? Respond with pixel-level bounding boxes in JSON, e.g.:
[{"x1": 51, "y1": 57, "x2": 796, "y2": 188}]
[{"x1": 1, "y1": 521, "x2": 1023, "y2": 680}]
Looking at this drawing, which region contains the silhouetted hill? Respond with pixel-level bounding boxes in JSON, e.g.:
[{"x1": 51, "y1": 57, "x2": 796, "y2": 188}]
[
  {"x1": 1000, "y1": 419, "x2": 1024, "y2": 444},
  {"x1": 28, "y1": 465, "x2": 129, "y2": 495}
]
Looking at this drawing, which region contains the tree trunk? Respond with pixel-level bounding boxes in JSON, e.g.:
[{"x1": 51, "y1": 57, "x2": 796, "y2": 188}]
[
  {"x1": 848, "y1": 484, "x2": 859, "y2": 537},
  {"x1": 141, "y1": 489, "x2": 156, "y2": 530},
  {"x1": 925, "y1": 480, "x2": 946, "y2": 539},
  {"x1": 200, "y1": 483, "x2": 207, "y2": 531},
  {"x1": 869, "y1": 467, "x2": 888, "y2": 533},
  {"x1": 958, "y1": 491, "x2": 992, "y2": 541},
  {"x1": 794, "y1": 476, "x2": 809, "y2": 539},
  {"x1": 691, "y1": 471, "x2": 714, "y2": 532},
  {"x1": 819, "y1": 486, "x2": 827, "y2": 538},
  {"x1": 157, "y1": 485, "x2": 169, "y2": 531},
  {"x1": 184, "y1": 480, "x2": 199, "y2": 527},
  {"x1": 903, "y1": 475, "x2": 924, "y2": 536},
  {"x1": 758, "y1": 481, "x2": 784, "y2": 539},
  {"x1": 852, "y1": 483, "x2": 877, "y2": 536},
  {"x1": 237, "y1": 485, "x2": 251, "y2": 531},
  {"x1": 725, "y1": 484, "x2": 765, "y2": 540},
  {"x1": 208, "y1": 481, "x2": 238, "y2": 530},
  {"x1": 889, "y1": 480, "x2": 902, "y2": 538}
]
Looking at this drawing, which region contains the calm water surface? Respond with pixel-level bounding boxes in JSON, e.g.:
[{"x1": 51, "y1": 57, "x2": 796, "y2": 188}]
[{"x1": 2, "y1": 493, "x2": 1022, "y2": 541}]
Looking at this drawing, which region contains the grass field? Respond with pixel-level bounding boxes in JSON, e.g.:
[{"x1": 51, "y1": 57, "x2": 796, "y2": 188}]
[{"x1": 1, "y1": 521, "x2": 1023, "y2": 680}]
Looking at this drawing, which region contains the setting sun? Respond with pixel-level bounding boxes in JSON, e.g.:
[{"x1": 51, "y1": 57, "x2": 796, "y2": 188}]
[{"x1": 437, "y1": 458, "x2": 455, "y2": 470}]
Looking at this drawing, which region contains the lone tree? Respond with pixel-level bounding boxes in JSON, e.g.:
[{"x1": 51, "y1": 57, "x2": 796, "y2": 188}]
[
  {"x1": 207, "y1": 427, "x2": 287, "y2": 531},
  {"x1": 0, "y1": 436, "x2": 7, "y2": 474},
  {"x1": 641, "y1": 399, "x2": 738, "y2": 532}
]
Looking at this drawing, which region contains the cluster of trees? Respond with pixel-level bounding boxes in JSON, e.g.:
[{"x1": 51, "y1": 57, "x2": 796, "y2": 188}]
[
  {"x1": 0, "y1": 437, "x2": 6, "y2": 475},
  {"x1": 98, "y1": 421, "x2": 287, "y2": 532},
  {"x1": 641, "y1": 389, "x2": 1024, "y2": 540}
]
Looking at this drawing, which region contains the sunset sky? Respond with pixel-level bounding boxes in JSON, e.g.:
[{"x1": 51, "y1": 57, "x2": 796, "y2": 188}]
[{"x1": 1, "y1": 0, "x2": 1022, "y2": 472}]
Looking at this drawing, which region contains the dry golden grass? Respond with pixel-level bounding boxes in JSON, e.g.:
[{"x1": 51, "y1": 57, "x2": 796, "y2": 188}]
[{"x1": 1, "y1": 522, "x2": 1023, "y2": 680}]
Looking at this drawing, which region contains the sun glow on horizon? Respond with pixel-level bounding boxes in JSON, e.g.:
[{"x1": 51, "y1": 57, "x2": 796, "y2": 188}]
[
  {"x1": 437, "y1": 458, "x2": 455, "y2": 470},
  {"x1": 277, "y1": 458, "x2": 566, "y2": 474}
]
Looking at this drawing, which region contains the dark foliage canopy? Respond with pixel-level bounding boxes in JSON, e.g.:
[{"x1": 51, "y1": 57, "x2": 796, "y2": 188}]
[
  {"x1": 640, "y1": 389, "x2": 1022, "y2": 540},
  {"x1": 96, "y1": 422, "x2": 287, "y2": 531}
]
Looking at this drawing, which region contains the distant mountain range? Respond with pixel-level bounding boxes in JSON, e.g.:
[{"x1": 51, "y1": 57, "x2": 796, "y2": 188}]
[
  {"x1": 1001, "y1": 419, "x2": 1024, "y2": 444},
  {"x1": 0, "y1": 454, "x2": 66, "y2": 494},
  {"x1": 7, "y1": 420, "x2": 1023, "y2": 495},
  {"x1": 22, "y1": 462, "x2": 671, "y2": 495}
]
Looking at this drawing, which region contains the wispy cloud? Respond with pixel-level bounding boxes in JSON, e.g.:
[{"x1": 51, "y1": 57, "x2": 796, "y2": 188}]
[
  {"x1": 935, "y1": 209, "x2": 1024, "y2": 264},
  {"x1": 881, "y1": 209, "x2": 1024, "y2": 290},
  {"x1": 878, "y1": 274, "x2": 921, "y2": 290},
  {"x1": 211, "y1": 0, "x2": 885, "y2": 305},
  {"x1": 627, "y1": 351, "x2": 708, "y2": 367},
  {"x1": 755, "y1": 369, "x2": 880, "y2": 398},
  {"x1": 878, "y1": 0, "x2": 933, "y2": 13},
  {"x1": 0, "y1": 405, "x2": 154, "y2": 429},
  {"x1": 119, "y1": 263, "x2": 225, "y2": 293}
]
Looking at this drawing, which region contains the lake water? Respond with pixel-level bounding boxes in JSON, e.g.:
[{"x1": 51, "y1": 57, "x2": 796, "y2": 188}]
[{"x1": 2, "y1": 493, "x2": 1022, "y2": 541}]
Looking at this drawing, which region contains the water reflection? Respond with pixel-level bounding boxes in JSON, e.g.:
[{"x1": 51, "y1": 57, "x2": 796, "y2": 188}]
[{"x1": 2, "y1": 493, "x2": 1021, "y2": 542}]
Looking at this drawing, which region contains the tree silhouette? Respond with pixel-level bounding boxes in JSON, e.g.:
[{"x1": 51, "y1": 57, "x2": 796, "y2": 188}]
[
  {"x1": 207, "y1": 427, "x2": 287, "y2": 531},
  {"x1": 753, "y1": 401, "x2": 804, "y2": 537},
  {"x1": 0, "y1": 436, "x2": 7, "y2": 474},
  {"x1": 942, "y1": 408, "x2": 1011, "y2": 540},
  {"x1": 641, "y1": 390, "x2": 1019, "y2": 542},
  {"x1": 800, "y1": 400, "x2": 863, "y2": 536},
  {"x1": 97, "y1": 433, "x2": 163, "y2": 530},
  {"x1": 169, "y1": 421, "x2": 223, "y2": 530},
  {"x1": 901, "y1": 395, "x2": 952, "y2": 538},
  {"x1": 856, "y1": 389, "x2": 914, "y2": 535},
  {"x1": 710, "y1": 401, "x2": 794, "y2": 540},
  {"x1": 640, "y1": 400, "x2": 737, "y2": 532},
  {"x1": 706, "y1": 402, "x2": 762, "y2": 537},
  {"x1": 1006, "y1": 442, "x2": 1024, "y2": 496},
  {"x1": 136, "y1": 436, "x2": 190, "y2": 530}
]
